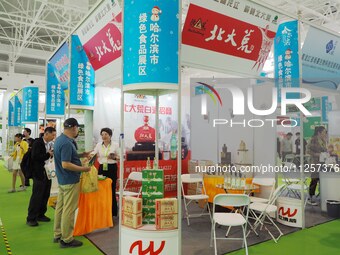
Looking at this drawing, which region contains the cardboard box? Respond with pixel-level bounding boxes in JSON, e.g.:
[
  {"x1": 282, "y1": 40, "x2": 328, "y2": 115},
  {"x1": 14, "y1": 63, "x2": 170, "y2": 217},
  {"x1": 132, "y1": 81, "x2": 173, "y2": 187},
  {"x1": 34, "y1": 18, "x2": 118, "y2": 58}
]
[
  {"x1": 156, "y1": 214, "x2": 178, "y2": 230},
  {"x1": 122, "y1": 212, "x2": 142, "y2": 229},
  {"x1": 122, "y1": 196, "x2": 142, "y2": 214},
  {"x1": 155, "y1": 198, "x2": 178, "y2": 215}
]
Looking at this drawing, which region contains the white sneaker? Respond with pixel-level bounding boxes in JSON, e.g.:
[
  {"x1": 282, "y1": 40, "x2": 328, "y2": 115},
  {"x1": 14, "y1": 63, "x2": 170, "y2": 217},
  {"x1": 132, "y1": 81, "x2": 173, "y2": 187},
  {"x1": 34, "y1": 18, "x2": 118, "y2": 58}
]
[
  {"x1": 8, "y1": 189, "x2": 16, "y2": 193},
  {"x1": 18, "y1": 186, "x2": 27, "y2": 192},
  {"x1": 307, "y1": 198, "x2": 318, "y2": 206}
]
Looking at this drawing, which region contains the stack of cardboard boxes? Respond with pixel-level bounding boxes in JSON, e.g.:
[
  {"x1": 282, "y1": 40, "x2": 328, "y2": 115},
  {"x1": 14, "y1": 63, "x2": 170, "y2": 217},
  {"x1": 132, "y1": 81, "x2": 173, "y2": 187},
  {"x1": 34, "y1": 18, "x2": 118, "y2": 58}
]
[
  {"x1": 122, "y1": 196, "x2": 143, "y2": 229},
  {"x1": 155, "y1": 198, "x2": 178, "y2": 230},
  {"x1": 142, "y1": 169, "x2": 164, "y2": 224}
]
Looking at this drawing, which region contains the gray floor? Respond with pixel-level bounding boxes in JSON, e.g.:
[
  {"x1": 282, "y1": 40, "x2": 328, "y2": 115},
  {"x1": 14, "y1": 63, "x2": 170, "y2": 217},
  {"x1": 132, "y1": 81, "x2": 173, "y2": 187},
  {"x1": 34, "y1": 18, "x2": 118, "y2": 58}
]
[{"x1": 86, "y1": 196, "x2": 332, "y2": 255}]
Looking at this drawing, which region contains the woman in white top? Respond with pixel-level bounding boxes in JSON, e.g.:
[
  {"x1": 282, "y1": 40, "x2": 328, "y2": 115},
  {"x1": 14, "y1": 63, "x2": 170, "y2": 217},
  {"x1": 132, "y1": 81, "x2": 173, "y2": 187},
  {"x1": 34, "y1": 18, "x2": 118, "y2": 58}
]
[{"x1": 93, "y1": 128, "x2": 119, "y2": 216}]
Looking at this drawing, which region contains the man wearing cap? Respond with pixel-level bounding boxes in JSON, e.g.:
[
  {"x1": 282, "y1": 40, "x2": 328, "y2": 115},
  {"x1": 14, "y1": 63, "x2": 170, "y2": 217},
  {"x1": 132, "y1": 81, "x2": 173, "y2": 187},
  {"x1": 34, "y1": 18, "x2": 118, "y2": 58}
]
[{"x1": 53, "y1": 118, "x2": 90, "y2": 248}]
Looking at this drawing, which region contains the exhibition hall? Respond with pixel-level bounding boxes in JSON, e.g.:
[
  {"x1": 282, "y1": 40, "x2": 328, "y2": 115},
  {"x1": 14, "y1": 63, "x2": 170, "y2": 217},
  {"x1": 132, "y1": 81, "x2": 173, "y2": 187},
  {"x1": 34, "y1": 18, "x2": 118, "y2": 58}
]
[{"x1": 0, "y1": 0, "x2": 340, "y2": 255}]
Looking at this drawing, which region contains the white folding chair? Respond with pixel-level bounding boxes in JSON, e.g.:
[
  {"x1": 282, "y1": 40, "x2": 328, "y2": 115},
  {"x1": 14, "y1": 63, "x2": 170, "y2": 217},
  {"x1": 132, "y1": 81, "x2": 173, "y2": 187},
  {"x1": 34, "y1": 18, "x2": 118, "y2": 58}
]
[
  {"x1": 250, "y1": 178, "x2": 276, "y2": 204},
  {"x1": 210, "y1": 194, "x2": 250, "y2": 255},
  {"x1": 181, "y1": 174, "x2": 211, "y2": 226},
  {"x1": 116, "y1": 171, "x2": 142, "y2": 197},
  {"x1": 248, "y1": 184, "x2": 287, "y2": 243}
]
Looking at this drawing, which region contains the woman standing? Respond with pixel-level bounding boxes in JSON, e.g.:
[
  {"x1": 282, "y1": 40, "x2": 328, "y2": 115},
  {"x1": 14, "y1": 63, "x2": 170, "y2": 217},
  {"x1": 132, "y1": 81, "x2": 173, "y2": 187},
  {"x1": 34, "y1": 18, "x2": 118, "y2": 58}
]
[
  {"x1": 93, "y1": 128, "x2": 119, "y2": 216},
  {"x1": 9, "y1": 133, "x2": 29, "y2": 192},
  {"x1": 306, "y1": 126, "x2": 327, "y2": 206}
]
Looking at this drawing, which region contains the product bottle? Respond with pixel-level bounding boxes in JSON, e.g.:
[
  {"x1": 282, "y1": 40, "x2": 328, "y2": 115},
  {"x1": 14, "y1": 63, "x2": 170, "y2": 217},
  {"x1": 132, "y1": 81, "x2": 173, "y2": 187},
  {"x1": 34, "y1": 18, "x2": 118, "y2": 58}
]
[
  {"x1": 235, "y1": 173, "x2": 241, "y2": 188},
  {"x1": 170, "y1": 133, "x2": 177, "y2": 159},
  {"x1": 153, "y1": 158, "x2": 158, "y2": 169},
  {"x1": 240, "y1": 174, "x2": 246, "y2": 188},
  {"x1": 146, "y1": 157, "x2": 151, "y2": 169},
  {"x1": 231, "y1": 172, "x2": 236, "y2": 188},
  {"x1": 224, "y1": 173, "x2": 228, "y2": 188},
  {"x1": 227, "y1": 172, "x2": 231, "y2": 187}
]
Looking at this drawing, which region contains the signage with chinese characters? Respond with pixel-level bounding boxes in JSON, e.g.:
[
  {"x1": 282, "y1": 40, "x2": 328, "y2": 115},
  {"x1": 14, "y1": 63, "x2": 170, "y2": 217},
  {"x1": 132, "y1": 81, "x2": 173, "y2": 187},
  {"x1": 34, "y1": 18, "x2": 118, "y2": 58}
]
[
  {"x1": 77, "y1": 0, "x2": 121, "y2": 71},
  {"x1": 49, "y1": 42, "x2": 70, "y2": 90},
  {"x1": 22, "y1": 87, "x2": 39, "y2": 123},
  {"x1": 8, "y1": 97, "x2": 14, "y2": 127},
  {"x1": 123, "y1": 0, "x2": 179, "y2": 92},
  {"x1": 14, "y1": 93, "x2": 22, "y2": 126},
  {"x1": 302, "y1": 26, "x2": 340, "y2": 90},
  {"x1": 46, "y1": 63, "x2": 65, "y2": 117},
  {"x1": 182, "y1": 0, "x2": 279, "y2": 76},
  {"x1": 274, "y1": 20, "x2": 299, "y2": 102},
  {"x1": 70, "y1": 35, "x2": 95, "y2": 109}
]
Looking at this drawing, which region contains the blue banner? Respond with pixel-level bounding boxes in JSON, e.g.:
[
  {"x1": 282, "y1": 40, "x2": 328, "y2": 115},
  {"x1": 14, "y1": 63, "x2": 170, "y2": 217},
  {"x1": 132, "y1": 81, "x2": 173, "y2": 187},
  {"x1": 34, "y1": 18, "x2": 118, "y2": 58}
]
[
  {"x1": 123, "y1": 2, "x2": 179, "y2": 90},
  {"x1": 46, "y1": 63, "x2": 65, "y2": 116},
  {"x1": 302, "y1": 27, "x2": 340, "y2": 90},
  {"x1": 322, "y1": 96, "x2": 329, "y2": 123},
  {"x1": 49, "y1": 42, "x2": 70, "y2": 90},
  {"x1": 70, "y1": 35, "x2": 95, "y2": 109},
  {"x1": 8, "y1": 97, "x2": 14, "y2": 127},
  {"x1": 14, "y1": 93, "x2": 22, "y2": 126},
  {"x1": 22, "y1": 87, "x2": 39, "y2": 123},
  {"x1": 274, "y1": 20, "x2": 300, "y2": 102}
]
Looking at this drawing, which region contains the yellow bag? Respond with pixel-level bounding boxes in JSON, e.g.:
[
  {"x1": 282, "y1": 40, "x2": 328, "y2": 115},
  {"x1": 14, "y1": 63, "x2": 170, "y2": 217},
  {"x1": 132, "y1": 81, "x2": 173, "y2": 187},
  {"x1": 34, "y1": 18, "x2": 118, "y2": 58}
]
[{"x1": 80, "y1": 166, "x2": 98, "y2": 193}]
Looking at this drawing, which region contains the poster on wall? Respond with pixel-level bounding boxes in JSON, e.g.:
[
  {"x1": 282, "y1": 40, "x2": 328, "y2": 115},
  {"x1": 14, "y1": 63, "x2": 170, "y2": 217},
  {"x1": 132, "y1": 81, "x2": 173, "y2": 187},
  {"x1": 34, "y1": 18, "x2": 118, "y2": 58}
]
[
  {"x1": 21, "y1": 87, "x2": 39, "y2": 123},
  {"x1": 182, "y1": 0, "x2": 280, "y2": 76},
  {"x1": 123, "y1": 0, "x2": 179, "y2": 92},
  {"x1": 274, "y1": 20, "x2": 299, "y2": 102},
  {"x1": 46, "y1": 63, "x2": 65, "y2": 117},
  {"x1": 69, "y1": 35, "x2": 95, "y2": 110},
  {"x1": 8, "y1": 97, "x2": 14, "y2": 127},
  {"x1": 302, "y1": 26, "x2": 340, "y2": 90},
  {"x1": 14, "y1": 93, "x2": 22, "y2": 127},
  {"x1": 76, "y1": 0, "x2": 122, "y2": 71},
  {"x1": 49, "y1": 42, "x2": 70, "y2": 91}
]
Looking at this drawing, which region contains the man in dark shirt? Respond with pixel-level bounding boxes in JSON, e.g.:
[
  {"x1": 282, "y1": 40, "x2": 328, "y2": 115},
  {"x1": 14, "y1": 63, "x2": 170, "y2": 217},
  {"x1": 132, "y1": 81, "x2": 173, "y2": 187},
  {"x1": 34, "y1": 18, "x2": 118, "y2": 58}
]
[
  {"x1": 26, "y1": 127, "x2": 56, "y2": 226},
  {"x1": 295, "y1": 132, "x2": 307, "y2": 155},
  {"x1": 23, "y1": 128, "x2": 35, "y2": 186},
  {"x1": 53, "y1": 118, "x2": 90, "y2": 248}
]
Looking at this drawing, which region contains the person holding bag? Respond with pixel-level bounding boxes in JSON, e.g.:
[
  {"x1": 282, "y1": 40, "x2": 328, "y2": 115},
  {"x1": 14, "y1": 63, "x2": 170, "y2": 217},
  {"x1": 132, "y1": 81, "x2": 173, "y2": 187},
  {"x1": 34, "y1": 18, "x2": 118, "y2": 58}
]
[
  {"x1": 26, "y1": 127, "x2": 56, "y2": 227},
  {"x1": 53, "y1": 118, "x2": 90, "y2": 248},
  {"x1": 93, "y1": 128, "x2": 120, "y2": 217}
]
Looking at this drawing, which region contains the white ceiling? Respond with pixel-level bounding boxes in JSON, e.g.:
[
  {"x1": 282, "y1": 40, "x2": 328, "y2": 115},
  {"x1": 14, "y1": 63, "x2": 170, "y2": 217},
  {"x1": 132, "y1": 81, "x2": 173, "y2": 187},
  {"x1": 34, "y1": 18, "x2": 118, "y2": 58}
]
[{"x1": 1, "y1": 0, "x2": 340, "y2": 82}]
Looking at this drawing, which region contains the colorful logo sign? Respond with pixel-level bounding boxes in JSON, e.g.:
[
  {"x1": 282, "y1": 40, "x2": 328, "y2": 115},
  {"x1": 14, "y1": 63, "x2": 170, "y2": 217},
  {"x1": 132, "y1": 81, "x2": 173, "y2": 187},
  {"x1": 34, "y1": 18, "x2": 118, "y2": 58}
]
[
  {"x1": 195, "y1": 82, "x2": 222, "y2": 106},
  {"x1": 129, "y1": 240, "x2": 165, "y2": 255},
  {"x1": 279, "y1": 207, "x2": 298, "y2": 217}
]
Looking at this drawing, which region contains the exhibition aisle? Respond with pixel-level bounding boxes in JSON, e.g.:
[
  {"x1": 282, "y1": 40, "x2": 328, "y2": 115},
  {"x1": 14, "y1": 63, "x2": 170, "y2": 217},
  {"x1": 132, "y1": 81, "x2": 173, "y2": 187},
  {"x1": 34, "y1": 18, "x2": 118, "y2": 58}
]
[
  {"x1": 0, "y1": 161, "x2": 102, "y2": 255},
  {"x1": 228, "y1": 220, "x2": 340, "y2": 255}
]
